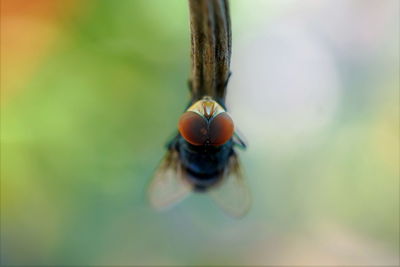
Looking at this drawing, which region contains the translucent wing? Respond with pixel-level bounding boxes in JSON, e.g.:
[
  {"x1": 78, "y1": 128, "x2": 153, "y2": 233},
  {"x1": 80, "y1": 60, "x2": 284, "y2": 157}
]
[
  {"x1": 208, "y1": 152, "x2": 251, "y2": 218},
  {"x1": 148, "y1": 149, "x2": 192, "y2": 211}
]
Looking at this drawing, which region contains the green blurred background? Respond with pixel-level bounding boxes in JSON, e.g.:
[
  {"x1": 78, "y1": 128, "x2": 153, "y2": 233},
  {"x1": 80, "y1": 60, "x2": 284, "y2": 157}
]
[{"x1": 1, "y1": 0, "x2": 399, "y2": 265}]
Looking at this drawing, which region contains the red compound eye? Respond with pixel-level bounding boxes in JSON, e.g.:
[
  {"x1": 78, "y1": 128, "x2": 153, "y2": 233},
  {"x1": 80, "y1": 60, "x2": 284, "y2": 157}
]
[
  {"x1": 178, "y1": 111, "x2": 208, "y2": 146},
  {"x1": 209, "y1": 112, "x2": 234, "y2": 146}
]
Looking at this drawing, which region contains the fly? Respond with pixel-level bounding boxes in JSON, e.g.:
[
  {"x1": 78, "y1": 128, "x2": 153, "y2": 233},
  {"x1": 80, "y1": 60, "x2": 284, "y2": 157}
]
[{"x1": 148, "y1": 96, "x2": 250, "y2": 217}]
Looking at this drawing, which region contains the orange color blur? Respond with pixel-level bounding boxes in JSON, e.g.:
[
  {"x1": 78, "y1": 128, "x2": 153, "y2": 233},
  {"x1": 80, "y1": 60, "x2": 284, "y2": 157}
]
[{"x1": 0, "y1": 0, "x2": 76, "y2": 103}]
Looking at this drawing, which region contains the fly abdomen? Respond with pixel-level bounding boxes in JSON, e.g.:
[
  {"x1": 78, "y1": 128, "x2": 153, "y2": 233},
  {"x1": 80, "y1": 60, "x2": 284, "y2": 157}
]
[
  {"x1": 185, "y1": 167, "x2": 223, "y2": 192},
  {"x1": 178, "y1": 137, "x2": 233, "y2": 191}
]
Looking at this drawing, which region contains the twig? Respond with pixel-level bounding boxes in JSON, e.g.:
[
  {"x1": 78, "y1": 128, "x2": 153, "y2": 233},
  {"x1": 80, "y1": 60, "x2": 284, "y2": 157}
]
[{"x1": 188, "y1": 0, "x2": 232, "y2": 105}]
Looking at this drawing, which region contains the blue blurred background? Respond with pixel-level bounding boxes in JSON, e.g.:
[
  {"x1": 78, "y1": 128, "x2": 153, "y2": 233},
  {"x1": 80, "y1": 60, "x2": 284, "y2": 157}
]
[{"x1": 1, "y1": 0, "x2": 399, "y2": 265}]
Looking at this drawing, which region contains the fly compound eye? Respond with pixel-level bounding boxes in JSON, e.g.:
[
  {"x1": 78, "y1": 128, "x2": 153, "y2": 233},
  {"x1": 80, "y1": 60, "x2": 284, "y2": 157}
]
[
  {"x1": 178, "y1": 111, "x2": 208, "y2": 146},
  {"x1": 209, "y1": 112, "x2": 234, "y2": 146}
]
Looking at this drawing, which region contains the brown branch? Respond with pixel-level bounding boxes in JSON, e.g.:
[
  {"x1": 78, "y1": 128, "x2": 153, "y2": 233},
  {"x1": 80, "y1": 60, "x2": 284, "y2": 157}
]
[{"x1": 188, "y1": 0, "x2": 232, "y2": 104}]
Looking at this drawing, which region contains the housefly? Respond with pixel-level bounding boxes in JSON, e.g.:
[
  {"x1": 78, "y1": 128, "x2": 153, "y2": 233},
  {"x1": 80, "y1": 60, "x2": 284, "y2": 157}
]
[{"x1": 148, "y1": 96, "x2": 250, "y2": 217}]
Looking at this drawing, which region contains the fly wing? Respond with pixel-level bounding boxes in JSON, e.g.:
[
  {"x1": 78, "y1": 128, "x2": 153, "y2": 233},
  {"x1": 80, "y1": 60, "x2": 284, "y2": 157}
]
[
  {"x1": 208, "y1": 152, "x2": 251, "y2": 218},
  {"x1": 148, "y1": 149, "x2": 192, "y2": 211}
]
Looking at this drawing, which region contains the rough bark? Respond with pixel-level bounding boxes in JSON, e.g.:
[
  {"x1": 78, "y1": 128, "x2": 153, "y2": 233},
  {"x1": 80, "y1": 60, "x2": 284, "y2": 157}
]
[{"x1": 188, "y1": 0, "x2": 231, "y2": 104}]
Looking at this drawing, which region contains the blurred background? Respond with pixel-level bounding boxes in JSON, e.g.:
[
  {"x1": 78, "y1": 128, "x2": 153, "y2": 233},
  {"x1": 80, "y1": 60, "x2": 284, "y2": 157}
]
[{"x1": 1, "y1": 0, "x2": 399, "y2": 265}]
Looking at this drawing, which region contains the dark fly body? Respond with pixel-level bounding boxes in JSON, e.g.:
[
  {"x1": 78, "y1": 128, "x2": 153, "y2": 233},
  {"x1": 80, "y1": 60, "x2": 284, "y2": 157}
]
[{"x1": 174, "y1": 137, "x2": 234, "y2": 191}]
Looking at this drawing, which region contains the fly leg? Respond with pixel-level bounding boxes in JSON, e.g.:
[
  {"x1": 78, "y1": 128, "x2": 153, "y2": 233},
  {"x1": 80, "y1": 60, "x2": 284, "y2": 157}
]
[
  {"x1": 232, "y1": 131, "x2": 247, "y2": 150},
  {"x1": 166, "y1": 132, "x2": 181, "y2": 150},
  {"x1": 216, "y1": 72, "x2": 232, "y2": 108}
]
